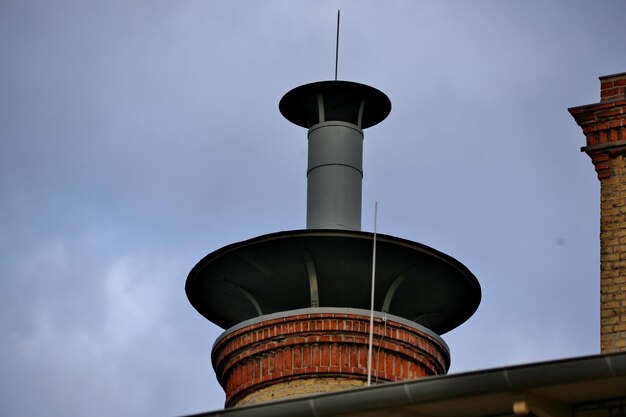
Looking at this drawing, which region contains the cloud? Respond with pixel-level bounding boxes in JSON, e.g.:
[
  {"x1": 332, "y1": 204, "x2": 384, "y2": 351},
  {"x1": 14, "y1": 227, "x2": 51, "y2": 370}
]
[
  {"x1": 0, "y1": 235, "x2": 223, "y2": 416},
  {"x1": 1, "y1": 0, "x2": 624, "y2": 415}
]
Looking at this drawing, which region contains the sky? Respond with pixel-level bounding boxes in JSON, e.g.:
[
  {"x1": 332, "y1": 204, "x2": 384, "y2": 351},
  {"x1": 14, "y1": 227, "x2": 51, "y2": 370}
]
[{"x1": 1, "y1": 1, "x2": 626, "y2": 416}]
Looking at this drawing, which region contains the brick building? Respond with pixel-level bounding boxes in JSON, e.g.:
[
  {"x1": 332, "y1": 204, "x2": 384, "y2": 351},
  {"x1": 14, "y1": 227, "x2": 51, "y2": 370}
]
[
  {"x1": 183, "y1": 73, "x2": 626, "y2": 417},
  {"x1": 569, "y1": 72, "x2": 626, "y2": 354}
]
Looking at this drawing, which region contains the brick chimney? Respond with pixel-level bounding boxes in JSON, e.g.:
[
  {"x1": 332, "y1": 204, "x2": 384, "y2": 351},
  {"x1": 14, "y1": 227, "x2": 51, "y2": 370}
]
[
  {"x1": 569, "y1": 72, "x2": 626, "y2": 353},
  {"x1": 186, "y1": 80, "x2": 481, "y2": 407}
]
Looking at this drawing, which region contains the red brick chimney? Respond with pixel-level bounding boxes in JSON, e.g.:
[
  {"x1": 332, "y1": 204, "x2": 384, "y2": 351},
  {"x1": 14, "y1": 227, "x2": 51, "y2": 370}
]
[
  {"x1": 569, "y1": 72, "x2": 626, "y2": 353},
  {"x1": 186, "y1": 80, "x2": 480, "y2": 407},
  {"x1": 211, "y1": 309, "x2": 449, "y2": 406}
]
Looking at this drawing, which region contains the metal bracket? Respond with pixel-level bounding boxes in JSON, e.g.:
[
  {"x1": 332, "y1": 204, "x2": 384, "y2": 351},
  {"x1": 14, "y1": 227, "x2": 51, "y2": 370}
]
[
  {"x1": 317, "y1": 94, "x2": 325, "y2": 123},
  {"x1": 303, "y1": 250, "x2": 320, "y2": 308},
  {"x1": 237, "y1": 251, "x2": 272, "y2": 277},
  {"x1": 382, "y1": 274, "x2": 406, "y2": 313},
  {"x1": 235, "y1": 286, "x2": 263, "y2": 317},
  {"x1": 357, "y1": 99, "x2": 366, "y2": 128}
]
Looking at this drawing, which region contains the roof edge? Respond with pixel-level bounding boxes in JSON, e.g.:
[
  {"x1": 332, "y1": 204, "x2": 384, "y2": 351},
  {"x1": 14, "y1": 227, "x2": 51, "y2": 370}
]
[{"x1": 182, "y1": 351, "x2": 626, "y2": 417}]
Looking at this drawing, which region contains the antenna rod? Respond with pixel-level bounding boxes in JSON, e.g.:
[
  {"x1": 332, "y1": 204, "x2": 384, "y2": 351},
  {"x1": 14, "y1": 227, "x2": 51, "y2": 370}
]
[
  {"x1": 367, "y1": 201, "x2": 378, "y2": 386},
  {"x1": 335, "y1": 10, "x2": 340, "y2": 81}
]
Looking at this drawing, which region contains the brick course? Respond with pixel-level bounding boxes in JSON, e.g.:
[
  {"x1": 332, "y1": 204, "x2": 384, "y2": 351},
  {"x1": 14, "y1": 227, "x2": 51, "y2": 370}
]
[
  {"x1": 569, "y1": 72, "x2": 626, "y2": 353},
  {"x1": 211, "y1": 311, "x2": 450, "y2": 407}
]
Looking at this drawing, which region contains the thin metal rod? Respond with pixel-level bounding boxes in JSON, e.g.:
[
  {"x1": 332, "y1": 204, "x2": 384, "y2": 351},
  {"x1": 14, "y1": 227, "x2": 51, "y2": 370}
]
[
  {"x1": 335, "y1": 10, "x2": 340, "y2": 81},
  {"x1": 367, "y1": 201, "x2": 378, "y2": 386}
]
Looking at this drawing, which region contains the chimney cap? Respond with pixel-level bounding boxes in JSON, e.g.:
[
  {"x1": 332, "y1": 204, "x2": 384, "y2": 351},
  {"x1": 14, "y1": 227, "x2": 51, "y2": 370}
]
[
  {"x1": 185, "y1": 229, "x2": 481, "y2": 335},
  {"x1": 279, "y1": 80, "x2": 391, "y2": 129}
]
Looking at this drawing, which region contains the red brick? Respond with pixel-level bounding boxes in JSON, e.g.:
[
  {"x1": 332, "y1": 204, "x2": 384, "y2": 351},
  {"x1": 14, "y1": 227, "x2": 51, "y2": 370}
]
[
  {"x1": 394, "y1": 354, "x2": 402, "y2": 376},
  {"x1": 600, "y1": 131, "x2": 609, "y2": 143},
  {"x1": 597, "y1": 109, "x2": 623, "y2": 118},
  {"x1": 349, "y1": 346, "x2": 358, "y2": 367},
  {"x1": 321, "y1": 345, "x2": 330, "y2": 366},
  {"x1": 583, "y1": 125, "x2": 598, "y2": 134},
  {"x1": 386, "y1": 354, "x2": 393, "y2": 374},
  {"x1": 602, "y1": 88, "x2": 620, "y2": 98},
  {"x1": 376, "y1": 350, "x2": 385, "y2": 373},
  {"x1": 293, "y1": 346, "x2": 302, "y2": 369},
  {"x1": 302, "y1": 345, "x2": 311, "y2": 367},
  {"x1": 359, "y1": 347, "x2": 368, "y2": 369},
  {"x1": 283, "y1": 347, "x2": 292, "y2": 371},
  {"x1": 312, "y1": 344, "x2": 320, "y2": 366},
  {"x1": 330, "y1": 344, "x2": 340, "y2": 366},
  {"x1": 596, "y1": 123, "x2": 611, "y2": 132},
  {"x1": 275, "y1": 351, "x2": 284, "y2": 373},
  {"x1": 213, "y1": 313, "x2": 450, "y2": 406},
  {"x1": 592, "y1": 153, "x2": 610, "y2": 163}
]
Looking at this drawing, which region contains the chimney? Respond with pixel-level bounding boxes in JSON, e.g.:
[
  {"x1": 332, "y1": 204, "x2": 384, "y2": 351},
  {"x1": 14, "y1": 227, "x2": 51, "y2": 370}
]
[
  {"x1": 569, "y1": 72, "x2": 626, "y2": 353},
  {"x1": 279, "y1": 81, "x2": 390, "y2": 230},
  {"x1": 186, "y1": 80, "x2": 481, "y2": 407}
]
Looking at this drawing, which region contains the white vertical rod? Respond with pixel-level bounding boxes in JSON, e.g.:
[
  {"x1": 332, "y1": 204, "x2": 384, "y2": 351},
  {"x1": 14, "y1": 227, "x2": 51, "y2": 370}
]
[
  {"x1": 335, "y1": 10, "x2": 340, "y2": 81},
  {"x1": 367, "y1": 201, "x2": 378, "y2": 386}
]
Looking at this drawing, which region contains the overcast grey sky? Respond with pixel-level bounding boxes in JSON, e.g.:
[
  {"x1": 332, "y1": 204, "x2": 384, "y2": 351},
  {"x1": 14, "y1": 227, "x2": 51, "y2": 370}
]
[{"x1": 1, "y1": 1, "x2": 626, "y2": 416}]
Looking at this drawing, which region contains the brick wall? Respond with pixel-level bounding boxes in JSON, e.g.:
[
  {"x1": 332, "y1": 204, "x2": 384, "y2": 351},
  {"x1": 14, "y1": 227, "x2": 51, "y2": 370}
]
[
  {"x1": 236, "y1": 377, "x2": 367, "y2": 407},
  {"x1": 599, "y1": 154, "x2": 626, "y2": 352},
  {"x1": 211, "y1": 311, "x2": 450, "y2": 407},
  {"x1": 569, "y1": 72, "x2": 626, "y2": 353}
]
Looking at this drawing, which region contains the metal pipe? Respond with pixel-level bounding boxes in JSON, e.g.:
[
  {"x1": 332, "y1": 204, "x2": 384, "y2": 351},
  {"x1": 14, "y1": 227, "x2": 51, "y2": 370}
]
[
  {"x1": 279, "y1": 80, "x2": 391, "y2": 231},
  {"x1": 306, "y1": 121, "x2": 363, "y2": 230}
]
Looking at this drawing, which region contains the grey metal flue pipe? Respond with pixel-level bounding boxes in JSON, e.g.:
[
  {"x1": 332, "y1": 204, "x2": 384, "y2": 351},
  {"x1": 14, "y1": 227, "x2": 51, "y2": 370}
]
[
  {"x1": 279, "y1": 81, "x2": 391, "y2": 231},
  {"x1": 306, "y1": 121, "x2": 364, "y2": 230}
]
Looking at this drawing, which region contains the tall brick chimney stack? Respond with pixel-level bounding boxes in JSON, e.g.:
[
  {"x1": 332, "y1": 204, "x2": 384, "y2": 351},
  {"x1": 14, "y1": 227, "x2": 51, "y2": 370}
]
[
  {"x1": 569, "y1": 72, "x2": 626, "y2": 353},
  {"x1": 186, "y1": 80, "x2": 481, "y2": 407}
]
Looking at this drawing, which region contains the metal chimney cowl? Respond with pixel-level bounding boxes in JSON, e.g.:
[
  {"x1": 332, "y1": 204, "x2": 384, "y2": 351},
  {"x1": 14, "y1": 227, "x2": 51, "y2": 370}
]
[
  {"x1": 306, "y1": 120, "x2": 363, "y2": 230},
  {"x1": 185, "y1": 79, "x2": 481, "y2": 407},
  {"x1": 279, "y1": 80, "x2": 392, "y2": 231}
]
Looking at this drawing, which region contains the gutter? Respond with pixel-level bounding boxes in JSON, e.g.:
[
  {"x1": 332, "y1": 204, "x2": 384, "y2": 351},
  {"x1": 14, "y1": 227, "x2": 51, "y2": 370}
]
[{"x1": 182, "y1": 352, "x2": 626, "y2": 417}]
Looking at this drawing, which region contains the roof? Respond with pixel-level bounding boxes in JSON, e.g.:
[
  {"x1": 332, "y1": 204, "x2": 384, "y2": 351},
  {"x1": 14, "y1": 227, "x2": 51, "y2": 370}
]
[{"x1": 182, "y1": 352, "x2": 626, "y2": 417}]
